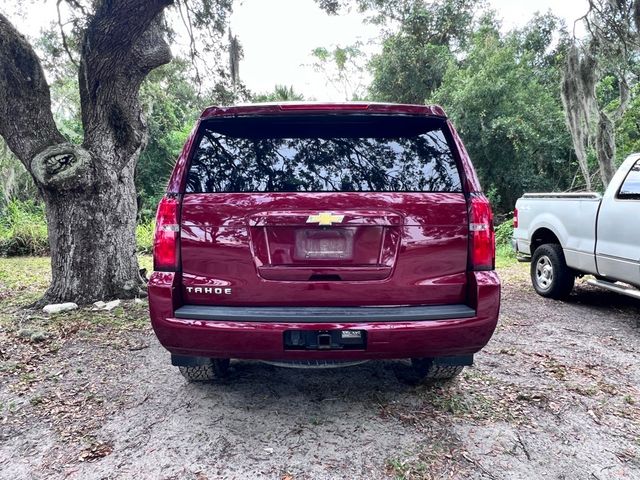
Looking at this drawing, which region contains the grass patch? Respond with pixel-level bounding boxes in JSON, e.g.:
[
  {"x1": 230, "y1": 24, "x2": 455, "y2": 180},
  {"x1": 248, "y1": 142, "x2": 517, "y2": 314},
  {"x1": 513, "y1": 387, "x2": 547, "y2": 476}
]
[
  {"x1": 0, "y1": 256, "x2": 51, "y2": 310},
  {"x1": 494, "y1": 218, "x2": 517, "y2": 269},
  {"x1": 139, "y1": 255, "x2": 153, "y2": 275},
  {"x1": 385, "y1": 436, "x2": 466, "y2": 480},
  {"x1": 136, "y1": 220, "x2": 155, "y2": 254},
  {"x1": 496, "y1": 246, "x2": 517, "y2": 269},
  {"x1": 0, "y1": 200, "x2": 48, "y2": 256},
  {"x1": 386, "y1": 457, "x2": 430, "y2": 480},
  {"x1": 417, "y1": 383, "x2": 503, "y2": 421},
  {"x1": 0, "y1": 255, "x2": 152, "y2": 331}
]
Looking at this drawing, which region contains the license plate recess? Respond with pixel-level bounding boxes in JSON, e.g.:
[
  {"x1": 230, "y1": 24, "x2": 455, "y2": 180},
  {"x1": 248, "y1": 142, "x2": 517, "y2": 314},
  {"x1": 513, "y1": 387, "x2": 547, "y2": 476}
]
[
  {"x1": 284, "y1": 330, "x2": 366, "y2": 350},
  {"x1": 294, "y1": 228, "x2": 354, "y2": 260}
]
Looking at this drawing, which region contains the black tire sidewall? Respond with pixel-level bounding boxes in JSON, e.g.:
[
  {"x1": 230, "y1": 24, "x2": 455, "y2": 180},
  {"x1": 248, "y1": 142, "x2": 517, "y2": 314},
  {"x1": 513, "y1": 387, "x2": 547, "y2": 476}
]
[
  {"x1": 530, "y1": 244, "x2": 574, "y2": 299},
  {"x1": 410, "y1": 358, "x2": 463, "y2": 380}
]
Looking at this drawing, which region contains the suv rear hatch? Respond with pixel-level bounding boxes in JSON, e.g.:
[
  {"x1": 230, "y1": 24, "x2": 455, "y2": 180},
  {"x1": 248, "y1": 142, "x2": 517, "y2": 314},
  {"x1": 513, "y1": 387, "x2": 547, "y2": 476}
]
[{"x1": 179, "y1": 113, "x2": 469, "y2": 307}]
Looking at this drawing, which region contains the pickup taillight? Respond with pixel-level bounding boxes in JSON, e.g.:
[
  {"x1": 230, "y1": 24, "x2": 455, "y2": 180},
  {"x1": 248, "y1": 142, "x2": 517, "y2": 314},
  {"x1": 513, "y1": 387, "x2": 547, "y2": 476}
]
[
  {"x1": 469, "y1": 194, "x2": 495, "y2": 271},
  {"x1": 153, "y1": 195, "x2": 180, "y2": 272},
  {"x1": 513, "y1": 208, "x2": 518, "y2": 228}
]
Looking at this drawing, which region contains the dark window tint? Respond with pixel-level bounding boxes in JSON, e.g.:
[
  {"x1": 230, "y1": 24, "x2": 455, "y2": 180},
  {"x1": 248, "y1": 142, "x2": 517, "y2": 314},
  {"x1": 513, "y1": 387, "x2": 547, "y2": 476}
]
[
  {"x1": 186, "y1": 115, "x2": 462, "y2": 193},
  {"x1": 619, "y1": 159, "x2": 640, "y2": 199}
]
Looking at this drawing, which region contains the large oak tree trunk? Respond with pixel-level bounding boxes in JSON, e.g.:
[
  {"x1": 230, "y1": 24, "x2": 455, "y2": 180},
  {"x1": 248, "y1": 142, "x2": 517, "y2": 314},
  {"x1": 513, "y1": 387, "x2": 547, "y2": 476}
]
[
  {"x1": 42, "y1": 159, "x2": 141, "y2": 304},
  {"x1": 0, "y1": 2, "x2": 173, "y2": 305}
]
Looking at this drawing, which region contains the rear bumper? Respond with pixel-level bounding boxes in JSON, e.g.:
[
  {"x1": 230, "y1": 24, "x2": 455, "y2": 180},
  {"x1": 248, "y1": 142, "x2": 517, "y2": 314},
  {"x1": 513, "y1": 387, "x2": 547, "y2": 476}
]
[
  {"x1": 512, "y1": 238, "x2": 532, "y2": 262},
  {"x1": 148, "y1": 271, "x2": 501, "y2": 361}
]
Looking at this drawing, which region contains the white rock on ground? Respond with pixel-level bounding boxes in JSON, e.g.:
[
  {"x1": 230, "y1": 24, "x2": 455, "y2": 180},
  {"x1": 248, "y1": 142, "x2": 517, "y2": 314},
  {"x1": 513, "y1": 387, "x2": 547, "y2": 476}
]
[
  {"x1": 103, "y1": 299, "x2": 121, "y2": 311},
  {"x1": 92, "y1": 299, "x2": 122, "y2": 311},
  {"x1": 42, "y1": 303, "x2": 78, "y2": 314}
]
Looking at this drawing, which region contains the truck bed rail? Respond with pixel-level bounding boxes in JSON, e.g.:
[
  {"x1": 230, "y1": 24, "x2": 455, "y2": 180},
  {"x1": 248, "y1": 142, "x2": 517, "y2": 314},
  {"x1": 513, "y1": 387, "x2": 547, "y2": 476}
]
[{"x1": 521, "y1": 192, "x2": 601, "y2": 199}]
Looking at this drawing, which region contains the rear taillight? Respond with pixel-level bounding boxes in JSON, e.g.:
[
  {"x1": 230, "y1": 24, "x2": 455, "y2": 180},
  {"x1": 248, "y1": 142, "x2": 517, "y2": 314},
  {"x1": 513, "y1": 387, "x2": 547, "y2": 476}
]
[
  {"x1": 513, "y1": 208, "x2": 518, "y2": 228},
  {"x1": 469, "y1": 195, "x2": 495, "y2": 271},
  {"x1": 153, "y1": 195, "x2": 180, "y2": 271}
]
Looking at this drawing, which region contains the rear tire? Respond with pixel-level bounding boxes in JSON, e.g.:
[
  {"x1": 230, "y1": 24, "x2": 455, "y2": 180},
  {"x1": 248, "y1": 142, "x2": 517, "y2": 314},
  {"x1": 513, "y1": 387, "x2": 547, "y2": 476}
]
[
  {"x1": 179, "y1": 358, "x2": 230, "y2": 382},
  {"x1": 531, "y1": 244, "x2": 575, "y2": 299},
  {"x1": 411, "y1": 358, "x2": 464, "y2": 381}
]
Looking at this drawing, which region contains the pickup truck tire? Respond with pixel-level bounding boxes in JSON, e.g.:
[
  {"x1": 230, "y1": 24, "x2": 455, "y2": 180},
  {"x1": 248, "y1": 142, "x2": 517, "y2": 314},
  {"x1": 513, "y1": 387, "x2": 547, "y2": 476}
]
[
  {"x1": 411, "y1": 358, "x2": 464, "y2": 380},
  {"x1": 531, "y1": 244, "x2": 575, "y2": 299},
  {"x1": 179, "y1": 358, "x2": 230, "y2": 382}
]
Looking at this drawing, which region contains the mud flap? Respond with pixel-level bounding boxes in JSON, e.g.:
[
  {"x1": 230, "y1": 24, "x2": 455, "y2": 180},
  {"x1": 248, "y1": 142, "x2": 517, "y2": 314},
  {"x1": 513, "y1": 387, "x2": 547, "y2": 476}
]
[
  {"x1": 432, "y1": 355, "x2": 474, "y2": 366},
  {"x1": 171, "y1": 354, "x2": 211, "y2": 367}
]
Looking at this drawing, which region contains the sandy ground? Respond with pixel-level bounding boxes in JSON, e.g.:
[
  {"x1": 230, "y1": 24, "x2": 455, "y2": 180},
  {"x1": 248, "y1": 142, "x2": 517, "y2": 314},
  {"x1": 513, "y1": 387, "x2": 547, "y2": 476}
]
[{"x1": 1, "y1": 262, "x2": 639, "y2": 480}]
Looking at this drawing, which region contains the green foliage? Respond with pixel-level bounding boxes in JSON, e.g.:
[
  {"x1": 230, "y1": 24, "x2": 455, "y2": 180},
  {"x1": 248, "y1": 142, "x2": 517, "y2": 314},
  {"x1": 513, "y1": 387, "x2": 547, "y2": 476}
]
[
  {"x1": 432, "y1": 14, "x2": 575, "y2": 214},
  {"x1": 310, "y1": 43, "x2": 368, "y2": 100},
  {"x1": 0, "y1": 201, "x2": 49, "y2": 256},
  {"x1": 616, "y1": 84, "x2": 640, "y2": 162},
  {"x1": 253, "y1": 85, "x2": 305, "y2": 102},
  {"x1": 494, "y1": 217, "x2": 513, "y2": 247},
  {"x1": 364, "y1": 4, "x2": 618, "y2": 213},
  {"x1": 368, "y1": 0, "x2": 478, "y2": 103},
  {"x1": 370, "y1": 38, "x2": 453, "y2": 104},
  {"x1": 495, "y1": 218, "x2": 516, "y2": 267},
  {"x1": 135, "y1": 220, "x2": 155, "y2": 255},
  {"x1": 0, "y1": 140, "x2": 37, "y2": 207},
  {"x1": 137, "y1": 60, "x2": 201, "y2": 219}
]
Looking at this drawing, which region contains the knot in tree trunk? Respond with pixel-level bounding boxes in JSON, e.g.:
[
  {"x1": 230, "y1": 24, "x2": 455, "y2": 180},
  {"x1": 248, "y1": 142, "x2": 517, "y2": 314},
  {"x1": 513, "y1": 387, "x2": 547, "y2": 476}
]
[{"x1": 31, "y1": 143, "x2": 94, "y2": 190}]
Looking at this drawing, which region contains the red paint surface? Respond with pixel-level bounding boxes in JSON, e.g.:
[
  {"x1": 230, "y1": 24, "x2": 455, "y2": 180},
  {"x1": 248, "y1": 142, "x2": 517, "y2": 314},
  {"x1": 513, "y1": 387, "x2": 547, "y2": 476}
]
[{"x1": 179, "y1": 193, "x2": 469, "y2": 306}]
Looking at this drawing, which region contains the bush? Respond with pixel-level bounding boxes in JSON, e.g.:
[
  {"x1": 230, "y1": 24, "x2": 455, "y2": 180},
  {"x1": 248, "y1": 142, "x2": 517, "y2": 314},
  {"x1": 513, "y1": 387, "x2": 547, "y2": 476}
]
[
  {"x1": 494, "y1": 217, "x2": 515, "y2": 260},
  {"x1": 0, "y1": 200, "x2": 49, "y2": 256},
  {"x1": 136, "y1": 220, "x2": 155, "y2": 254},
  {"x1": 0, "y1": 200, "x2": 155, "y2": 257},
  {"x1": 495, "y1": 217, "x2": 514, "y2": 247}
]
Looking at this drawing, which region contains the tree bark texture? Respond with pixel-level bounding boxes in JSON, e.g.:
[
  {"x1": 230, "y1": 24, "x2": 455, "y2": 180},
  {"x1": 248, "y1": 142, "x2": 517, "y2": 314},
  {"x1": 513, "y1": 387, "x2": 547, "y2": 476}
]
[
  {"x1": 561, "y1": 44, "x2": 597, "y2": 191},
  {"x1": 42, "y1": 159, "x2": 142, "y2": 304},
  {"x1": 0, "y1": 1, "x2": 173, "y2": 305},
  {"x1": 576, "y1": 1, "x2": 638, "y2": 187},
  {"x1": 595, "y1": 78, "x2": 631, "y2": 186}
]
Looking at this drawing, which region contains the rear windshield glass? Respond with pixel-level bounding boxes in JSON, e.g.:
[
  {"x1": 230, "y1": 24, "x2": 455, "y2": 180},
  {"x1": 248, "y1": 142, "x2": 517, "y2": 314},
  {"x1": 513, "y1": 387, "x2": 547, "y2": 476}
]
[{"x1": 185, "y1": 115, "x2": 462, "y2": 193}]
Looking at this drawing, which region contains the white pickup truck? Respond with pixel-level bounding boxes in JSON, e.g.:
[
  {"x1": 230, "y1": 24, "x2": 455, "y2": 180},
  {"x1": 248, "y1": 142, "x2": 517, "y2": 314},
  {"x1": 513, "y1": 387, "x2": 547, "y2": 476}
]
[{"x1": 512, "y1": 154, "x2": 640, "y2": 300}]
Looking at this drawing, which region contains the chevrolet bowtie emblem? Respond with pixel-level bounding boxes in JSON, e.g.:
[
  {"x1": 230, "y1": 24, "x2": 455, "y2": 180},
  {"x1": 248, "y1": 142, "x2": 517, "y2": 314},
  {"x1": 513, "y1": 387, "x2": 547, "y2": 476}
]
[{"x1": 306, "y1": 212, "x2": 345, "y2": 226}]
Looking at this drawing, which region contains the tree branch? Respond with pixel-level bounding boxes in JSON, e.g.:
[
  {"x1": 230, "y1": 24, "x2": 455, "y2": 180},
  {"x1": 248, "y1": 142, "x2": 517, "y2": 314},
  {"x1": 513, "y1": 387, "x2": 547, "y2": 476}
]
[
  {"x1": 82, "y1": 0, "x2": 173, "y2": 70},
  {"x1": 613, "y1": 76, "x2": 631, "y2": 121},
  {"x1": 79, "y1": 0, "x2": 174, "y2": 166},
  {"x1": 56, "y1": 0, "x2": 80, "y2": 68},
  {"x1": 0, "y1": 13, "x2": 66, "y2": 164},
  {"x1": 635, "y1": 0, "x2": 640, "y2": 40}
]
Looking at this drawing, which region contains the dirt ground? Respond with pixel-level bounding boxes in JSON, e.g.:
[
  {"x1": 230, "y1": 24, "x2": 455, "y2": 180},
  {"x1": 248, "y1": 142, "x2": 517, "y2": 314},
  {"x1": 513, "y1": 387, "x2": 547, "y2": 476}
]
[{"x1": 1, "y1": 258, "x2": 639, "y2": 480}]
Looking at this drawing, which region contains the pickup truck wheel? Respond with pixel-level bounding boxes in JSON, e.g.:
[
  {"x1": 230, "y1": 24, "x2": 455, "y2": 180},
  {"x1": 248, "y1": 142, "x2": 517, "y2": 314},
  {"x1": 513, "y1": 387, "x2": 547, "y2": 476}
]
[
  {"x1": 411, "y1": 358, "x2": 464, "y2": 381},
  {"x1": 531, "y1": 244, "x2": 574, "y2": 299},
  {"x1": 178, "y1": 358, "x2": 230, "y2": 382}
]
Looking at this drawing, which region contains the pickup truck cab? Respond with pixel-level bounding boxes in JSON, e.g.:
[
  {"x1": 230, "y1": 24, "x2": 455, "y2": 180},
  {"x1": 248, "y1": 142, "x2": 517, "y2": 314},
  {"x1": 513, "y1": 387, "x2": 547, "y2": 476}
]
[
  {"x1": 148, "y1": 102, "x2": 501, "y2": 382},
  {"x1": 513, "y1": 154, "x2": 640, "y2": 299}
]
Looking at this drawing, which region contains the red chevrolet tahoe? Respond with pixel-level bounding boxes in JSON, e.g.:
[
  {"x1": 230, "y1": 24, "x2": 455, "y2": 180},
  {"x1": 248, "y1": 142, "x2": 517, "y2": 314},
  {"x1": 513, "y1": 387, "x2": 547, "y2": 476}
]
[{"x1": 148, "y1": 102, "x2": 501, "y2": 382}]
